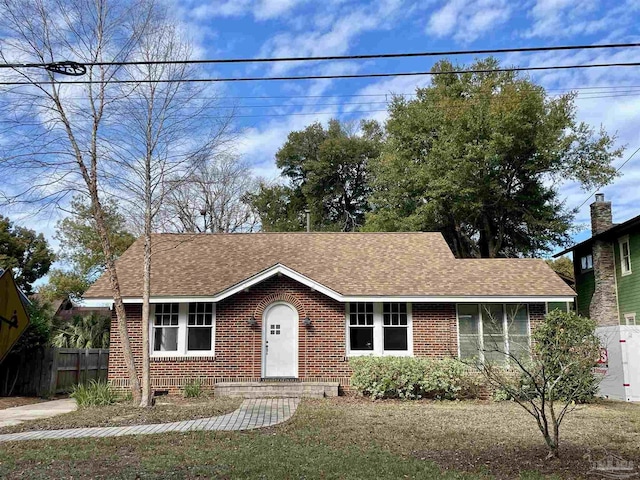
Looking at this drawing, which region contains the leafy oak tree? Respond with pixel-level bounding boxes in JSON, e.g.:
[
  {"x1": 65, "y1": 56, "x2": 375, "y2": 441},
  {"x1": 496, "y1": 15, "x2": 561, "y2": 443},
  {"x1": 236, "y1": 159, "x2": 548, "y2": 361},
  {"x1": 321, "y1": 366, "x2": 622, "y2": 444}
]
[
  {"x1": 250, "y1": 119, "x2": 383, "y2": 231},
  {"x1": 0, "y1": 215, "x2": 54, "y2": 293},
  {"x1": 366, "y1": 58, "x2": 623, "y2": 258}
]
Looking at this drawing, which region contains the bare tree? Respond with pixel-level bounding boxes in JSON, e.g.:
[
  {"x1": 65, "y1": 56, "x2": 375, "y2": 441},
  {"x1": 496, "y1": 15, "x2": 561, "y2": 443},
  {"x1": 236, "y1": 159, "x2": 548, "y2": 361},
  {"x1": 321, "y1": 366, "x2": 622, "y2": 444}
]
[
  {"x1": 467, "y1": 307, "x2": 601, "y2": 459},
  {"x1": 0, "y1": 0, "x2": 166, "y2": 403},
  {"x1": 105, "y1": 19, "x2": 235, "y2": 406},
  {"x1": 159, "y1": 154, "x2": 258, "y2": 233}
]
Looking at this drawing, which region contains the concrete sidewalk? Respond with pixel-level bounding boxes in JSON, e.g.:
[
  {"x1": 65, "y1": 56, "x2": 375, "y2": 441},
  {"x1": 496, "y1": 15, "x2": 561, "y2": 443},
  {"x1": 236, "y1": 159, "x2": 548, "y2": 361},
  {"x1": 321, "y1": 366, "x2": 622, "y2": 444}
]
[
  {"x1": 0, "y1": 398, "x2": 77, "y2": 428},
  {"x1": 0, "y1": 398, "x2": 300, "y2": 442}
]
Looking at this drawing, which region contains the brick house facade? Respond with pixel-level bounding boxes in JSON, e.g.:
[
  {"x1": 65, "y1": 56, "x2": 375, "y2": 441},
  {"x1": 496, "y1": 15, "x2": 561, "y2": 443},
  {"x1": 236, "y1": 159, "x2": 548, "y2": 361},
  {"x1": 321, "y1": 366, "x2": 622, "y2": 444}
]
[
  {"x1": 107, "y1": 275, "x2": 548, "y2": 393},
  {"x1": 85, "y1": 232, "x2": 572, "y2": 394}
]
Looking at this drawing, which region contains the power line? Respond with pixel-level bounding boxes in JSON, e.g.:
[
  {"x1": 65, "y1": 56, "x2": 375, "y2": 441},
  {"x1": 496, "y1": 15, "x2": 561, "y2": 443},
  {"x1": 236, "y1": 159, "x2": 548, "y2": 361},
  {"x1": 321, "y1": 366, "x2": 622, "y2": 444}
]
[
  {"x1": 1, "y1": 61, "x2": 640, "y2": 86},
  {"x1": 12, "y1": 84, "x2": 640, "y2": 101},
  {"x1": 574, "y1": 145, "x2": 640, "y2": 211},
  {"x1": 3, "y1": 88, "x2": 639, "y2": 119},
  {"x1": 3, "y1": 42, "x2": 640, "y2": 69}
]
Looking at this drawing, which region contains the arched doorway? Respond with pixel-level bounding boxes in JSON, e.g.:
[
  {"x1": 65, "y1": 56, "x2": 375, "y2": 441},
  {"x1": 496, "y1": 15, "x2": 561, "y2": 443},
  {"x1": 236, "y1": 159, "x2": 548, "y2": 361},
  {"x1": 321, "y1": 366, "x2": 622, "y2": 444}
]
[{"x1": 262, "y1": 302, "x2": 298, "y2": 378}]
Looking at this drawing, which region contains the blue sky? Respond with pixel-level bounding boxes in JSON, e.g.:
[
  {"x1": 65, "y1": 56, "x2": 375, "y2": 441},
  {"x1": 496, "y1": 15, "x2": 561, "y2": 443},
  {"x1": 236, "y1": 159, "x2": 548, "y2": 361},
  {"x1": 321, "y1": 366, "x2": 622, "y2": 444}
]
[{"x1": 7, "y1": 0, "x2": 640, "y2": 260}]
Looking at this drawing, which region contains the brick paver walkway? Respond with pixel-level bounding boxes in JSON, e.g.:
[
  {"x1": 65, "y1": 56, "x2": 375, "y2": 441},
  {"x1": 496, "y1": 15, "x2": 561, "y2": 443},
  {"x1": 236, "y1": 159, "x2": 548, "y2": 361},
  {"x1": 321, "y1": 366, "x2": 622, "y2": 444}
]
[{"x1": 0, "y1": 398, "x2": 300, "y2": 443}]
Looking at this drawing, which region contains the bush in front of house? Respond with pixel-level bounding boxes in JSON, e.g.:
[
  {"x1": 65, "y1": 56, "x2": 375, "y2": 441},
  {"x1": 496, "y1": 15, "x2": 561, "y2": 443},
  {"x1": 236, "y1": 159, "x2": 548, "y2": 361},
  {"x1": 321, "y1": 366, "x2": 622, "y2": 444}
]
[
  {"x1": 183, "y1": 378, "x2": 203, "y2": 398},
  {"x1": 350, "y1": 356, "x2": 481, "y2": 400},
  {"x1": 71, "y1": 379, "x2": 117, "y2": 407}
]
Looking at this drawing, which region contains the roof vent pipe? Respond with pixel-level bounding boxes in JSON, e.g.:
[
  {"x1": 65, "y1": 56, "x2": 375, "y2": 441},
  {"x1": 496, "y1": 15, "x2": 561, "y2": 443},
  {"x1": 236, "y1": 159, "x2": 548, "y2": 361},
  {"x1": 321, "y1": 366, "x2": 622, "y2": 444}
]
[{"x1": 305, "y1": 208, "x2": 311, "y2": 233}]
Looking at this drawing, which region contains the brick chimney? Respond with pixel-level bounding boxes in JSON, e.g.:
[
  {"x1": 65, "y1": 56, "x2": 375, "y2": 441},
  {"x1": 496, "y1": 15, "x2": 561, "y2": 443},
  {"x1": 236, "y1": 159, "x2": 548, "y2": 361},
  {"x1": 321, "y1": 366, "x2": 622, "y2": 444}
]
[
  {"x1": 590, "y1": 192, "x2": 613, "y2": 235},
  {"x1": 588, "y1": 193, "x2": 619, "y2": 326}
]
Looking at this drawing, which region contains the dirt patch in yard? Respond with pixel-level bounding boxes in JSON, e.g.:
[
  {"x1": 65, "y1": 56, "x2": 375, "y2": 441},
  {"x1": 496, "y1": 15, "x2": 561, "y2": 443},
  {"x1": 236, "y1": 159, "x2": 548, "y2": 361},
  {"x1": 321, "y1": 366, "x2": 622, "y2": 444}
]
[
  {"x1": 0, "y1": 395, "x2": 241, "y2": 434},
  {"x1": 0, "y1": 397, "x2": 47, "y2": 410}
]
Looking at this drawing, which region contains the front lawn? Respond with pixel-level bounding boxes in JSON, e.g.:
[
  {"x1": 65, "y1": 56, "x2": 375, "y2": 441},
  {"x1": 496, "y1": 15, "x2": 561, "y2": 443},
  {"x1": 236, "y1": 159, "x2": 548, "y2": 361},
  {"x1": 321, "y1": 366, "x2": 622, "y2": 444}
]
[{"x1": 0, "y1": 397, "x2": 638, "y2": 479}]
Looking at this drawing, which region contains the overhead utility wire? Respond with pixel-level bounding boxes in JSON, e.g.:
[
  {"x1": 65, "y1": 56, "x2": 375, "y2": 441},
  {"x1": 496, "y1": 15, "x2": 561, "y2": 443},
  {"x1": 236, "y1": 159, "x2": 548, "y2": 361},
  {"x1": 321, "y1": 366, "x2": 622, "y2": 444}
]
[
  {"x1": 1, "y1": 61, "x2": 640, "y2": 85},
  {"x1": 26, "y1": 85, "x2": 640, "y2": 101},
  {"x1": 2, "y1": 42, "x2": 640, "y2": 69},
  {"x1": 109, "y1": 91, "x2": 640, "y2": 110}
]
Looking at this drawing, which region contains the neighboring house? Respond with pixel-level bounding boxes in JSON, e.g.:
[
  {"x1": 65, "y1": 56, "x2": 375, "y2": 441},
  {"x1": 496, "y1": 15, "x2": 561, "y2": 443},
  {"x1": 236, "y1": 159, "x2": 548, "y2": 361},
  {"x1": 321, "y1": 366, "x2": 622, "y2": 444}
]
[
  {"x1": 555, "y1": 193, "x2": 640, "y2": 402},
  {"x1": 83, "y1": 232, "x2": 574, "y2": 394},
  {"x1": 555, "y1": 193, "x2": 639, "y2": 327},
  {"x1": 30, "y1": 293, "x2": 111, "y2": 323}
]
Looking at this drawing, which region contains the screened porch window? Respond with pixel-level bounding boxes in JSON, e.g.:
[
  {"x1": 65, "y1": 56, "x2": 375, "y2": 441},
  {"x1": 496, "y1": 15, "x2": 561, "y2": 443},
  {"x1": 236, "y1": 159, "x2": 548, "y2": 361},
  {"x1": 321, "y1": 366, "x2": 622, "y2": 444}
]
[{"x1": 457, "y1": 304, "x2": 530, "y2": 364}]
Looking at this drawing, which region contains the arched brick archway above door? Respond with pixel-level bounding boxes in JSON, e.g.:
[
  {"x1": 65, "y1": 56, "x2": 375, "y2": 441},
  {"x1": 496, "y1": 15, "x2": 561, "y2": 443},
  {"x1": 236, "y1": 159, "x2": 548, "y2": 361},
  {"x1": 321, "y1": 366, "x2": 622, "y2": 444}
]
[{"x1": 253, "y1": 292, "x2": 307, "y2": 320}]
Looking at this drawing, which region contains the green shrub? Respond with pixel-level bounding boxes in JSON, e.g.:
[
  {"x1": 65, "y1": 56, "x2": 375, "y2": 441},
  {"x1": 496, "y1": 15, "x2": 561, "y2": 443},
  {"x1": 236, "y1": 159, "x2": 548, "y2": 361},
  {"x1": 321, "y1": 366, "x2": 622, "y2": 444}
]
[
  {"x1": 533, "y1": 310, "x2": 601, "y2": 403},
  {"x1": 183, "y1": 378, "x2": 203, "y2": 398},
  {"x1": 350, "y1": 356, "x2": 481, "y2": 400},
  {"x1": 71, "y1": 379, "x2": 117, "y2": 407}
]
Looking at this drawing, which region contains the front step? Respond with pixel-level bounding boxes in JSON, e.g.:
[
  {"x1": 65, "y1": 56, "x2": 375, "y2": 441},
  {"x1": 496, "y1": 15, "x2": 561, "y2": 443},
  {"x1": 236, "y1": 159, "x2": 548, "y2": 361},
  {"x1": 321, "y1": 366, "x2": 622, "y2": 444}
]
[{"x1": 215, "y1": 381, "x2": 339, "y2": 398}]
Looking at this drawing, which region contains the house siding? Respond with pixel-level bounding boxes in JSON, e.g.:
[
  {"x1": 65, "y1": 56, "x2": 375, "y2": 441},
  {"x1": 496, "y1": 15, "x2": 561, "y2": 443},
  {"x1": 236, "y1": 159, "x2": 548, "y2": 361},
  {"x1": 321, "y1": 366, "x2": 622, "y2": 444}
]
[
  {"x1": 574, "y1": 244, "x2": 596, "y2": 317},
  {"x1": 107, "y1": 276, "x2": 546, "y2": 393},
  {"x1": 614, "y1": 231, "x2": 640, "y2": 323}
]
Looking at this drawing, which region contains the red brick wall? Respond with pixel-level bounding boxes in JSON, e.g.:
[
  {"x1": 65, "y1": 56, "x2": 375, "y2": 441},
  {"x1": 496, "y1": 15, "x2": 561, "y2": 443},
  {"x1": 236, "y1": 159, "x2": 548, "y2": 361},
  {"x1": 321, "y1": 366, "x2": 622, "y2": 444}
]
[
  {"x1": 412, "y1": 303, "x2": 458, "y2": 357},
  {"x1": 107, "y1": 276, "x2": 546, "y2": 393}
]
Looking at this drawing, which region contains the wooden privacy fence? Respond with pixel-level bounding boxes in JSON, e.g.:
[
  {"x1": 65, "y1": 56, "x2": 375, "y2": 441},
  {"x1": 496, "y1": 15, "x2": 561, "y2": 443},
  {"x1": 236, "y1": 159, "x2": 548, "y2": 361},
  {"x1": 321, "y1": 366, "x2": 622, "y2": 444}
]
[{"x1": 0, "y1": 347, "x2": 109, "y2": 397}]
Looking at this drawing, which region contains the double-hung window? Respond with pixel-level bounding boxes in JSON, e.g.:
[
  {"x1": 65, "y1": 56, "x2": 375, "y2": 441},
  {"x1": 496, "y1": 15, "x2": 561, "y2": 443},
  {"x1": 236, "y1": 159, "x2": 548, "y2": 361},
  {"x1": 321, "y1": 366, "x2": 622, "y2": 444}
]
[
  {"x1": 188, "y1": 303, "x2": 214, "y2": 351},
  {"x1": 457, "y1": 304, "x2": 530, "y2": 364},
  {"x1": 153, "y1": 303, "x2": 179, "y2": 352},
  {"x1": 623, "y1": 313, "x2": 636, "y2": 326},
  {"x1": 349, "y1": 303, "x2": 374, "y2": 351},
  {"x1": 151, "y1": 302, "x2": 215, "y2": 356},
  {"x1": 620, "y1": 236, "x2": 632, "y2": 275},
  {"x1": 347, "y1": 303, "x2": 412, "y2": 355},
  {"x1": 383, "y1": 303, "x2": 408, "y2": 351}
]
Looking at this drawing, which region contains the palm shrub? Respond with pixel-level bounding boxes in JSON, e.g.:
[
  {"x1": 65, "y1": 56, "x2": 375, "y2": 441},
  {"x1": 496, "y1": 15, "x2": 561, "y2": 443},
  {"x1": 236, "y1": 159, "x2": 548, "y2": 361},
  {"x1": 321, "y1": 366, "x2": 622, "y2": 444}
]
[
  {"x1": 51, "y1": 312, "x2": 110, "y2": 349},
  {"x1": 71, "y1": 379, "x2": 117, "y2": 407}
]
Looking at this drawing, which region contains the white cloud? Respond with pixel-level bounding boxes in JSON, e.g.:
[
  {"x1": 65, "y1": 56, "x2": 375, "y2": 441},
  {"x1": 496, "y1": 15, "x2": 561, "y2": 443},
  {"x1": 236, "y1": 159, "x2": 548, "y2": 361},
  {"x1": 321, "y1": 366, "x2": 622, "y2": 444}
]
[
  {"x1": 258, "y1": 0, "x2": 406, "y2": 74},
  {"x1": 188, "y1": 0, "x2": 307, "y2": 21},
  {"x1": 524, "y1": 0, "x2": 638, "y2": 39},
  {"x1": 426, "y1": 0, "x2": 511, "y2": 42}
]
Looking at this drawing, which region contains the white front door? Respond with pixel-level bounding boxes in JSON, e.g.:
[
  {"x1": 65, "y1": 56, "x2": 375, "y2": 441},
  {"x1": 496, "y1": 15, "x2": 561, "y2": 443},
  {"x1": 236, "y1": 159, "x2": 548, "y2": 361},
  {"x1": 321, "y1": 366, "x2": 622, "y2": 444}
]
[{"x1": 263, "y1": 303, "x2": 298, "y2": 378}]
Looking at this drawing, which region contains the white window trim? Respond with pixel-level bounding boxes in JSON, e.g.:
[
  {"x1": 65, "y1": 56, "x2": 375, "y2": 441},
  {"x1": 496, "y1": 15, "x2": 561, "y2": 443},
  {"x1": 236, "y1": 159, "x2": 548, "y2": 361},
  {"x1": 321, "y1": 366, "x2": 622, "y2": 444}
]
[
  {"x1": 580, "y1": 254, "x2": 594, "y2": 273},
  {"x1": 456, "y1": 303, "x2": 531, "y2": 363},
  {"x1": 345, "y1": 303, "x2": 413, "y2": 357},
  {"x1": 623, "y1": 313, "x2": 636, "y2": 326},
  {"x1": 619, "y1": 235, "x2": 632, "y2": 276},
  {"x1": 150, "y1": 303, "x2": 216, "y2": 358}
]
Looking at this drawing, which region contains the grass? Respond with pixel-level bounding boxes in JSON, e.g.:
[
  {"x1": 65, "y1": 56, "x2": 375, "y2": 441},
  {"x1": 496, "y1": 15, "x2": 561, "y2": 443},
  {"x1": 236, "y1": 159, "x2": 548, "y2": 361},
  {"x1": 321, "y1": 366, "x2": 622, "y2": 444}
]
[
  {"x1": 0, "y1": 397, "x2": 638, "y2": 479},
  {"x1": 0, "y1": 395, "x2": 241, "y2": 433}
]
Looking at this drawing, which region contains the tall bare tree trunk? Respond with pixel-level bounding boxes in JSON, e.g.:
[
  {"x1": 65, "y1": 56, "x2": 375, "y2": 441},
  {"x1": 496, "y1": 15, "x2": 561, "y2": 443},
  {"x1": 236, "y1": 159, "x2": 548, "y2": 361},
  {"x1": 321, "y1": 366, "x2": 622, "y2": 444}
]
[
  {"x1": 140, "y1": 133, "x2": 153, "y2": 408},
  {"x1": 91, "y1": 192, "x2": 142, "y2": 404}
]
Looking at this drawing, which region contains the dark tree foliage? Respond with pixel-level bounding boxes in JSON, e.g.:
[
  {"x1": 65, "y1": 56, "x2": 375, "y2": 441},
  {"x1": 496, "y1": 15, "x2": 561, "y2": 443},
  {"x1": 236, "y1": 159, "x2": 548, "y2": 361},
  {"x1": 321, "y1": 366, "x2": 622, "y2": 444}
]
[
  {"x1": 55, "y1": 195, "x2": 136, "y2": 279},
  {"x1": 0, "y1": 216, "x2": 54, "y2": 293},
  {"x1": 366, "y1": 58, "x2": 623, "y2": 258},
  {"x1": 249, "y1": 119, "x2": 383, "y2": 232}
]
